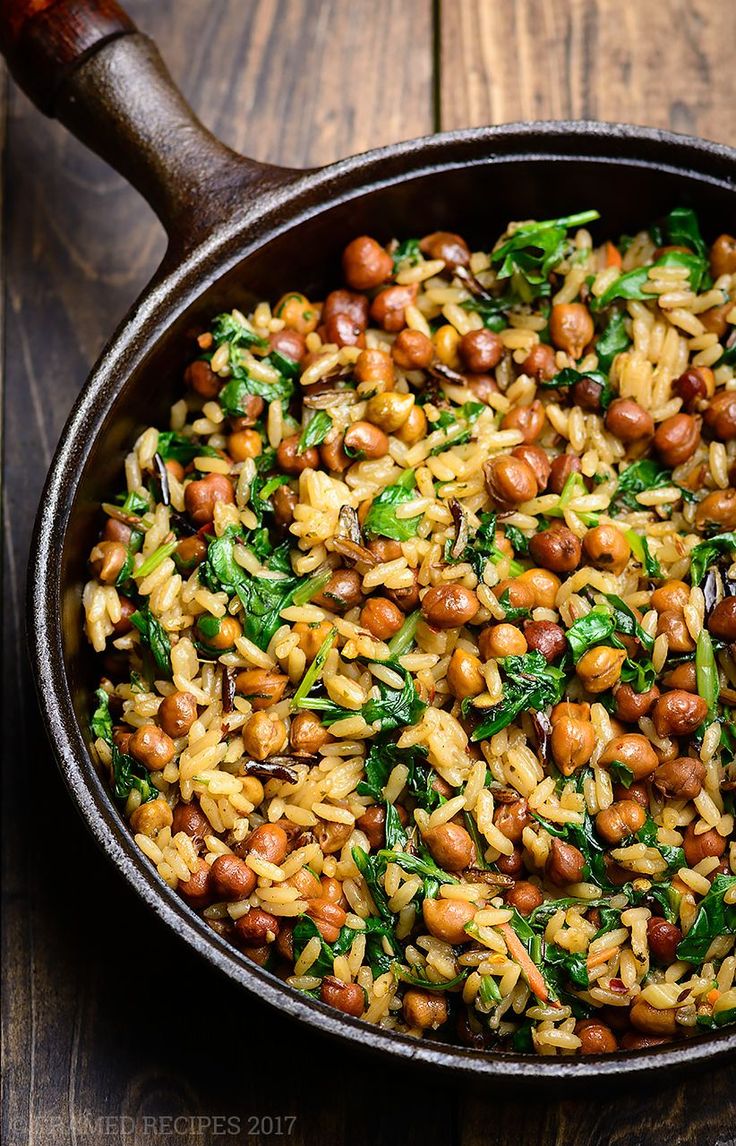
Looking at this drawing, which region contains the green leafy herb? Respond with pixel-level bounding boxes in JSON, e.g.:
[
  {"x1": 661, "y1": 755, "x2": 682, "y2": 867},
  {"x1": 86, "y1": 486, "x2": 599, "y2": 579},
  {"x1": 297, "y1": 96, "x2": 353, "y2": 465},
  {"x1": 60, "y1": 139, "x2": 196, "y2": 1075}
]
[
  {"x1": 492, "y1": 210, "x2": 600, "y2": 293},
  {"x1": 624, "y1": 529, "x2": 663, "y2": 580},
  {"x1": 387, "y1": 609, "x2": 421, "y2": 658},
  {"x1": 428, "y1": 401, "x2": 485, "y2": 455},
  {"x1": 696, "y1": 629, "x2": 718, "y2": 723},
  {"x1": 130, "y1": 606, "x2": 172, "y2": 677},
  {"x1": 605, "y1": 594, "x2": 655, "y2": 653},
  {"x1": 448, "y1": 510, "x2": 524, "y2": 579},
  {"x1": 133, "y1": 538, "x2": 178, "y2": 582},
  {"x1": 111, "y1": 742, "x2": 158, "y2": 804},
  {"x1": 540, "y1": 368, "x2": 614, "y2": 410},
  {"x1": 610, "y1": 458, "x2": 694, "y2": 515},
  {"x1": 595, "y1": 309, "x2": 631, "y2": 372},
  {"x1": 676, "y1": 875, "x2": 736, "y2": 963},
  {"x1": 503, "y1": 524, "x2": 530, "y2": 557},
  {"x1": 218, "y1": 371, "x2": 294, "y2": 417},
  {"x1": 298, "y1": 410, "x2": 332, "y2": 454},
  {"x1": 156, "y1": 431, "x2": 221, "y2": 464},
  {"x1": 296, "y1": 661, "x2": 426, "y2": 732},
  {"x1": 609, "y1": 760, "x2": 634, "y2": 788},
  {"x1": 91, "y1": 688, "x2": 113, "y2": 742},
  {"x1": 392, "y1": 238, "x2": 421, "y2": 270},
  {"x1": 636, "y1": 816, "x2": 685, "y2": 874},
  {"x1": 394, "y1": 966, "x2": 468, "y2": 991},
  {"x1": 377, "y1": 849, "x2": 458, "y2": 886},
  {"x1": 358, "y1": 737, "x2": 422, "y2": 802},
  {"x1": 351, "y1": 847, "x2": 395, "y2": 924},
  {"x1": 662, "y1": 206, "x2": 708, "y2": 261},
  {"x1": 291, "y1": 628, "x2": 336, "y2": 707},
  {"x1": 594, "y1": 250, "x2": 707, "y2": 308},
  {"x1": 462, "y1": 291, "x2": 517, "y2": 332},
  {"x1": 115, "y1": 490, "x2": 151, "y2": 516},
  {"x1": 565, "y1": 606, "x2": 617, "y2": 662},
  {"x1": 211, "y1": 311, "x2": 267, "y2": 349},
  {"x1": 470, "y1": 651, "x2": 566, "y2": 740},
  {"x1": 115, "y1": 528, "x2": 143, "y2": 587},
  {"x1": 690, "y1": 532, "x2": 736, "y2": 586},
  {"x1": 363, "y1": 470, "x2": 423, "y2": 541}
]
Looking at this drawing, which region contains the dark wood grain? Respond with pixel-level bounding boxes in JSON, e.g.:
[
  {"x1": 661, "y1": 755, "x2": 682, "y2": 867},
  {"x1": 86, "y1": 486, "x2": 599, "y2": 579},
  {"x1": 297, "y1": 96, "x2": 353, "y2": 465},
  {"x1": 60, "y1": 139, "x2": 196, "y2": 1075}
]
[{"x1": 1, "y1": 3, "x2": 735, "y2": 1146}]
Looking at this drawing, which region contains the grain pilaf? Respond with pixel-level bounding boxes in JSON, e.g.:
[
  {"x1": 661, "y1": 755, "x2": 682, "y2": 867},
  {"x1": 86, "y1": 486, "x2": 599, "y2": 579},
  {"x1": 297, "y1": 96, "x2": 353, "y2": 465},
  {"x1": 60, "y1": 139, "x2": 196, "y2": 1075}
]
[{"x1": 85, "y1": 211, "x2": 736, "y2": 1055}]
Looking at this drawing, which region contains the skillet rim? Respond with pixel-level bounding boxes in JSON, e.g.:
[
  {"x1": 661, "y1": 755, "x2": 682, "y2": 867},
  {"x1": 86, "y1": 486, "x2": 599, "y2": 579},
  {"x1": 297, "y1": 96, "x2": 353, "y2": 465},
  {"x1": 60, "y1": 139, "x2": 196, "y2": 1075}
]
[{"x1": 27, "y1": 119, "x2": 736, "y2": 1080}]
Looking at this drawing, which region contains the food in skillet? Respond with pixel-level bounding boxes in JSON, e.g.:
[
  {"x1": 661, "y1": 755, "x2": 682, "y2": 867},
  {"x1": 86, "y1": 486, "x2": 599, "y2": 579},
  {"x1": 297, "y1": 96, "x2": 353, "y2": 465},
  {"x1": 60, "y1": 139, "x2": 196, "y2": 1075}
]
[{"x1": 85, "y1": 209, "x2": 736, "y2": 1055}]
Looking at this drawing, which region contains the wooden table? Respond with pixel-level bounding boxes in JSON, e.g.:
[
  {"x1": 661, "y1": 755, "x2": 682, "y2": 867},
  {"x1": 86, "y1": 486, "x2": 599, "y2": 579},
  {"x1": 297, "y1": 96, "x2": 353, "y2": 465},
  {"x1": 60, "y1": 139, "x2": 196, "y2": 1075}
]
[{"x1": 3, "y1": 2, "x2": 736, "y2": 1143}]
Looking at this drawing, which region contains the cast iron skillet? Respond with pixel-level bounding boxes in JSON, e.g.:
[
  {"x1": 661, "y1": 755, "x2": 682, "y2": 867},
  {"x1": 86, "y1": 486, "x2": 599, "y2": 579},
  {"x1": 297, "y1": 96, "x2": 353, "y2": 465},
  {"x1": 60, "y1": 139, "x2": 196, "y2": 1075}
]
[{"x1": 5, "y1": 0, "x2": 736, "y2": 1081}]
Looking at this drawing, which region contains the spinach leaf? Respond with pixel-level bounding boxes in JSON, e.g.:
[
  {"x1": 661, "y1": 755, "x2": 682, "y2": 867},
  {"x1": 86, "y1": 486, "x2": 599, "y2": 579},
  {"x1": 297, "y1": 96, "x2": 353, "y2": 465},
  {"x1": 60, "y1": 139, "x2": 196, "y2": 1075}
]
[
  {"x1": 351, "y1": 847, "x2": 395, "y2": 924},
  {"x1": 492, "y1": 210, "x2": 600, "y2": 291},
  {"x1": 503, "y1": 524, "x2": 530, "y2": 557},
  {"x1": 218, "y1": 370, "x2": 294, "y2": 416},
  {"x1": 662, "y1": 206, "x2": 707, "y2": 261},
  {"x1": 293, "y1": 915, "x2": 397, "y2": 982},
  {"x1": 696, "y1": 628, "x2": 718, "y2": 722},
  {"x1": 395, "y1": 966, "x2": 468, "y2": 991},
  {"x1": 428, "y1": 401, "x2": 485, "y2": 455},
  {"x1": 363, "y1": 470, "x2": 423, "y2": 542},
  {"x1": 298, "y1": 410, "x2": 332, "y2": 453},
  {"x1": 156, "y1": 431, "x2": 221, "y2": 464},
  {"x1": 676, "y1": 875, "x2": 736, "y2": 963},
  {"x1": 358, "y1": 738, "x2": 429, "y2": 802},
  {"x1": 462, "y1": 292, "x2": 516, "y2": 332},
  {"x1": 610, "y1": 458, "x2": 694, "y2": 514},
  {"x1": 470, "y1": 651, "x2": 566, "y2": 740},
  {"x1": 624, "y1": 530, "x2": 663, "y2": 580},
  {"x1": 541, "y1": 368, "x2": 614, "y2": 410},
  {"x1": 595, "y1": 309, "x2": 631, "y2": 372},
  {"x1": 115, "y1": 528, "x2": 143, "y2": 587},
  {"x1": 377, "y1": 849, "x2": 458, "y2": 886},
  {"x1": 114, "y1": 489, "x2": 151, "y2": 516},
  {"x1": 384, "y1": 803, "x2": 408, "y2": 850},
  {"x1": 387, "y1": 609, "x2": 421, "y2": 658},
  {"x1": 636, "y1": 816, "x2": 685, "y2": 874},
  {"x1": 595, "y1": 250, "x2": 707, "y2": 307},
  {"x1": 690, "y1": 532, "x2": 736, "y2": 586},
  {"x1": 111, "y1": 742, "x2": 158, "y2": 804},
  {"x1": 211, "y1": 311, "x2": 267, "y2": 350},
  {"x1": 565, "y1": 607, "x2": 616, "y2": 662},
  {"x1": 297, "y1": 663, "x2": 426, "y2": 732},
  {"x1": 544, "y1": 945, "x2": 590, "y2": 990},
  {"x1": 91, "y1": 688, "x2": 113, "y2": 742},
  {"x1": 130, "y1": 606, "x2": 172, "y2": 677},
  {"x1": 448, "y1": 510, "x2": 524, "y2": 580},
  {"x1": 604, "y1": 594, "x2": 655, "y2": 653},
  {"x1": 292, "y1": 915, "x2": 336, "y2": 977},
  {"x1": 392, "y1": 238, "x2": 421, "y2": 270},
  {"x1": 609, "y1": 760, "x2": 634, "y2": 788}
]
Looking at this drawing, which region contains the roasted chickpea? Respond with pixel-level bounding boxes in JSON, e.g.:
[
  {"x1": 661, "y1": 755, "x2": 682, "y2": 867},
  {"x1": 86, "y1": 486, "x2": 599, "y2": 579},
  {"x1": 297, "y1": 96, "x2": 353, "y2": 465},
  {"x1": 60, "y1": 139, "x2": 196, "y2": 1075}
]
[
  {"x1": 424, "y1": 822, "x2": 474, "y2": 871},
  {"x1": 178, "y1": 859, "x2": 214, "y2": 909},
  {"x1": 312, "y1": 568, "x2": 363, "y2": 613},
  {"x1": 446, "y1": 648, "x2": 485, "y2": 698},
  {"x1": 392, "y1": 328, "x2": 434, "y2": 370},
  {"x1": 172, "y1": 800, "x2": 209, "y2": 846},
  {"x1": 288, "y1": 710, "x2": 330, "y2": 756},
  {"x1": 365, "y1": 391, "x2": 415, "y2": 433},
  {"x1": 211, "y1": 853, "x2": 257, "y2": 900},
  {"x1": 710, "y1": 233, "x2": 736, "y2": 277},
  {"x1": 516, "y1": 568, "x2": 561, "y2": 610},
  {"x1": 550, "y1": 716, "x2": 596, "y2": 776},
  {"x1": 653, "y1": 413, "x2": 701, "y2": 467},
  {"x1": 546, "y1": 838, "x2": 585, "y2": 886},
  {"x1": 493, "y1": 579, "x2": 536, "y2": 613},
  {"x1": 402, "y1": 989, "x2": 448, "y2": 1030},
  {"x1": 708, "y1": 596, "x2": 736, "y2": 640},
  {"x1": 419, "y1": 230, "x2": 470, "y2": 269},
  {"x1": 359, "y1": 597, "x2": 403, "y2": 640},
  {"x1": 270, "y1": 484, "x2": 297, "y2": 528},
  {"x1": 549, "y1": 303, "x2": 594, "y2": 359},
  {"x1": 505, "y1": 881, "x2": 544, "y2": 916},
  {"x1": 523, "y1": 620, "x2": 566, "y2": 663},
  {"x1": 158, "y1": 691, "x2": 197, "y2": 738},
  {"x1": 320, "y1": 977, "x2": 365, "y2": 1017},
  {"x1": 695, "y1": 488, "x2": 736, "y2": 531},
  {"x1": 268, "y1": 328, "x2": 306, "y2": 363},
  {"x1": 421, "y1": 584, "x2": 479, "y2": 630},
  {"x1": 521, "y1": 342, "x2": 556, "y2": 381},
  {"x1": 110, "y1": 595, "x2": 136, "y2": 637},
  {"x1": 246, "y1": 823, "x2": 289, "y2": 866},
  {"x1": 242, "y1": 711, "x2": 287, "y2": 761},
  {"x1": 478, "y1": 623, "x2": 528, "y2": 660},
  {"x1": 103, "y1": 517, "x2": 132, "y2": 545},
  {"x1": 656, "y1": 609, "x2": 695, "y2": 654},
  {"x1": 673, "y1": 366, "x2": 714, "y2": 411},
  {"x1": 342, "y1": 420, "x2": 389, "y2": 460},
  {"x1": 511, "y1": 445, "x2": 550, "y2": 492},
  {"x1": 630, "y1": 998, "x2": 677, "y2": 1036},
  {"x1": 277, "y1": 433, "x2": 319, "y2": 474},
  {"x1": 130, "y1": 797, "x2": 173, "y2": 836},
  {"x1": 484, "y1": 455, "x2": 538, "y2": 506},
  {"x1": 313, "y1": 817, "x2": 353, "y2": 855},
  {"x1": 235, "y1": 669, "x2": 288, "y2": 710},
  {"x1": 600, "y1": 733, "x2": 659, "y2": 781},
  {"x1": 90, "y1": 540, "x2": 126, "y2": 584},
  {"x1": 662, "y1": 662, "x2": 697, "y2": 692},
  {"x1": 196, "y1": 614, "x2": 242, "y2": 651},
  {"x1": 548, "y1": 453, "x2": 582, "y2": 495},
  {"x1": 683, "y1": 823, "x2": 727, "y2": 866},
  {"x1": 494, "y1": 799, "x2": 531, "y2": 844},
  {"x1": 605, "y1": 398, "x2": 654, "y2": 442},
  {"x1": 583, "y1": 524, "x2": 631, "y2": 575},
  {"x1": 342, "y1": 236, "x2": 393, "y2": 290},
  {"x1": 595, "y1": 799, "x2": 647, "y2": 845},
  {"x1": 228, "y1": 429, "x2": 262, "y2": 461},
  {"x1": 497, "y1": 847, "x2": 524, "y2": 878},
  {"x1": 322, "y1": 288, "x2": 369, "y2": 329},
  {"x1": 353, "y1": 348, "x2": 394, "y2": 388},
  {"x1": 370, "y1": 284, "x2": 418, "y2": 332},
  {"x1": 386, "y1": 573, "x2": 421, "y2": 614},
  {"x1": 184, "y1": 473, "x2": 235, "y2": 526},
  {"x1": 306, "y1": 897, "x2": 347, "y2": 943},
  {"x1": 701, "y1": 302, "x2": 732, "y2": 337},
  {"x1": 575, "y1": 1019, "x2": 618, "y2": 1055},
  {"x1": 235, "y1": 908, "x2": 280, "y2": 945},
  {"x1": 651, "y1": 580, "x2": 690, "y2": 613},
  {"x1": 458, "y1": 328, "x2": 503, "y2": 373},
  {"x1": 396, "y1": 404, "x2": 428, "y2": 445},
  {"x1": 174, "y1": 537, "x2": 207, "y2": 576},
  {"x1": 501, "y1": 399, "x2": 546, "y2": 443},
  {"x1": 529, "y1": 525, "x2": 582, "y2": 574},
  {"x1": 576, "y1": 646, "x2": 626, "y2": 694},
  {"x1": 293, "y1": 620, "x2": 335, "y2": 663},
  {"x1": 275, "y1": 292, "x2": 319, "y2": 334},
  {"x1": 704, "y1": 390, "x2": 736, "y2": 441},
  {"x1": 653, "y1": 690, "x2": 708, "y2": 738},
  {"x1": 186, "y1": 358, "x2": 222, "y2": 399},
  {"x1": 615, "y1": 781, "x2": 649, "y2": 808},
  {"x1": 433, "y1": 324, "x2": 462, "y2": 369},
  {"x1": 620, "y1": 1032, "x2": 672, "y2": 1050},
  {"x1": 572, "y1": 376, "x2": 605, "y2": 412},
  {"x1": 614, "y1": 683, "x2": 659, "y2": 723},
  {"x1": 422, "y1": 898, "x2": 475, "y2": 944},
  {"x1": 128, "y1": 724, "x2": 175, "y2": 772},
  {"x1": 646, "y1": 918, "x2": 683, "y2": 965},
  {"x1": 466, "y1": 373, "x2": 500, "y2": 405}
]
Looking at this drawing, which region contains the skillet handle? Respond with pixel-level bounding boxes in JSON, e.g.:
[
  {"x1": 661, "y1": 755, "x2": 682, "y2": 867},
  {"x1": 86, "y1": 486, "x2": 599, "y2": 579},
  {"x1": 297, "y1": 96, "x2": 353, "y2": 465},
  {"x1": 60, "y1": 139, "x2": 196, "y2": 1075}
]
[{"x1": 0, "y1": 0, "x2": 293, "y2": 252}]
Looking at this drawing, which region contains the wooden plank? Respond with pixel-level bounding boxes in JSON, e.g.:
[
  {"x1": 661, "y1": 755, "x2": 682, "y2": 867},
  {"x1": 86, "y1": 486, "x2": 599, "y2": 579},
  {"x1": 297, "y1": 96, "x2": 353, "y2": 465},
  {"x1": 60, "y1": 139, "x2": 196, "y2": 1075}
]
[{"x1": 439, "y1": 0, "x2": 736, "y2": 144}]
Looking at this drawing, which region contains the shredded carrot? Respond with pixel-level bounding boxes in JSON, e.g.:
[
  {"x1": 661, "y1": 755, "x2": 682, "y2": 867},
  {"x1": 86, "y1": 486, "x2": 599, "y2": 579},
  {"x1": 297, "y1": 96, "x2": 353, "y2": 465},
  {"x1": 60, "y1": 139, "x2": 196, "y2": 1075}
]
[
  {"x1": 605, "y1": 241, "x2": 622, "y2": 268},
  {"x1": 197, "y1": 331, "x2": 214, "y2": 349},
  {"x1": 587, "y1": 945, "x2": 619, "y2": 970},
  {"x1": 707, "y1": 988, "x2": 721, "y2": 1006},
  {"x1": 498, "y1": 923, "x2": 559, "y2": 1008}
]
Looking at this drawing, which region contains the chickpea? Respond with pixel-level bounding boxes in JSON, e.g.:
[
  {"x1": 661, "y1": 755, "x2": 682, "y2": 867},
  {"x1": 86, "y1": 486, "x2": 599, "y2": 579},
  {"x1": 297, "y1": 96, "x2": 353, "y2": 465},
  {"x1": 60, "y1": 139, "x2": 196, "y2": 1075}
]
[
  {"x1": 683, "y1": 823, "x2": 726, "y2": 867},
  {"x1": 287, "y1": 711, "x2": 329, "y2": 757},
  {"x1": 546, "y1": 838, "x2": 585, "y2": 886},
  {"x1": 424, "y1": 822, "x2": 474, "y2": 871},
  {"x1": 211, "y1": 853, "x2": 257, "y2": 900},
  {"x1": 312, "y1": 568, "x2": 363, "y2": 613},
  {"x1": 293, "y1": 620, "x2": 335, "y2": 663},
  {"x1": 695, "y1": 488, "x2": 736, "y2": 531},
  {"x1": 458, "y1": 329, "x2": 504, "y2": 373},
  {"x1": 276, "y1": 434, "x2": 319, "y2": 474},
  {"x1": 242, "y1": 711, "x2": 287, "y2": 761},
  {"x1": 235, "y1": 908, "x2": 280, "y2": 945},
  {"x1": 576, "y1": 646, "x2": 626, "y2": 694},
  {"x1": 572, "y1": 376, "x2": 605, "y2": 412},
  {"x1": 268, "y1": 486, "x2": 296, "y2": 531},
  {"x1": 313, "y1": 818, "x2": 353, "y2": 856},
  {"x1": 268, "y1": 328, "x2": 306, "y2": 363},
  {"x1": 630, "y1": 998, "x2": 677, "y2": 1037},
  {"x1": 128, "y1": 724, "x2": 175, "y2": 772},
  {"x1": 172, "y1": 800, "x2": 209, "y2": 846},
  {"x1": 704, "y1": 390, "x2": 736, "y2": 441},
  {"x1": 433, "y1": 324, "x2": 462, "y2": 370},
  {"x1": 421, "y1": 584, "x2": 479, "y2": 630},
  {"x1": 662, "y1": 662, "x2": 697, "y2": 692},
  {"x1": 324, "y1": 313, "x2": 366, "y2": 348},
  {"x1": 178, "y1": 859, "x2": 214, "y2": 908},
  {"x1": 522, "y1": 342, "x2": 556, "y2": 381},
  {"x1": 701, "y1": 302, "x2": 732, "y2": 337},
  {"x1": 396, "y1": 404, "x2": 428, "y2": 445},
  {"x1": 466, "y1": 373, "x2": 500, "y2": 405},
  {"x1": 185, "y1": 359, "x2": 221, "y2": 399},
  {"x1": 320, "y1": 976, "x2": 366, "y2": 1017},
  {"x1": 196, "y1": 614, "x2": 242, "y2": 651},
  {"x1": 478, "y1": 623, "x2": 528, "y2": 660},
  {"x1": 605, "y1": 398, "x2": 654, "y2": 442},
  {"x1": 175, "y1": 536, "x2": 207, "y2": 573},
  {"x1": 528, "y1": 525, "x2": 582, "y2": 574},
  {"x1": 130, "y1": 797, "x2": 173, "y2": 836},
  {"x1": 523, "y1": 620, "x2": 566, "y2": 663},
  {"x1": 656, "y1": 609, "x2": 695, "y2": 654},
  {"x1": 402, "y1": 989, "x2": 448, "y2": 1030},
  {"x1": 614, "y1": 683, "x2": 659, "y2": 723},
  {"x1": 241, "y1": 776, "x2": 265, "y2": 806},
  {"x1": 103, "y1": 517, "x2": 132, "y2": 545},
  {"x1": 392, "y1": 328, "x2": 434, "y2": 370},
  {"x1": 653, "y1": 413, "x2": 701, "y2": 468},
  {"x1": 320, "y1": 435, "x2": 350, "y2": 478},
  {"x1": 505, "y1": 881, "x2": 544, "y2": 916},
  {"x1": 710, "y1": 233, "x2": 736, "y2": 277},
  {"x1": 109, "y1": 596, "x2": 135, "y2": 637},
  {"x1": 651, "y1": 580, "x2": 690, "y2": 613},
  {"x1": 549, "y1": 303, "x2": 594, "y2": 359},
  {"x1": 353, "y1": 348, "x2": 394, "y2": 388},
  {"x1": 484, "y1": 455, "x2": 538, "y2": 507},
  {"x1": 342, "y1": 421, "x2": 389, "y2": 461},
  {"x1": 158, "y1": 691, "x2": 198, "y2": 739},
  {"x1": 708, "y1": 596, "x2": 736, "y2": 640},
  {"x1": 501, "y1": 399, "x2": 546, "y2": 443},
  {"x1": 184, "y1": 473, "x2": 235, "y2": 526},
  {"x1": 419, "y1": 230, "x2": 471, "y2": 269},
  {"x1": 595, "y1": 799, "x2": 647, "y2": 845},
  {"x1": 322, "y1": 289, "x2": 369, "y2": 329},
  {"x1": 548, "y1": 454, "x2": 582, "y2": 495},
  {"x1": 225, "y1": 429, "x2": 261, "y2": 463},
  {"x1": 446, "y1": 648, "x2": 485, "y2": 699},
  {"x1": 599, "y1": 733, "x2": 659, "y2": 781},
  {"x1": 365, "y1": 391, "x2": 415, "y2": 433},
  {"x1": 510, "y1": 445, "x2": 550, "y2": 493},
  {"x1": 646, "y1": 918, "x2": 683, "y2": 965},
  {"x1": 342, "y1": 236, "x2": 392, "y2": 290},
  {"x1": 550, "y1": 716, "x2": 596, "y2": 776},
  {"x1": 285, "y1": 866, "x2": 322, "y2": 901},
  {"x1": 673, "y1": 366, "x2": 714, "y2": 411},
  {"x1": 386, "y1": 573, "x2": 421, "y2": 614},
  {"x1": 497, "y1": 847, "x2": 524, "y2": 878},
  {"x1": 574, "y1": 1019, "x2": 618, "y2": 1055},
  {"x1": 582, "y1": 524, "x2": 631, "y2": 575},
  {"x1": 620, "y1": 1032, "x2": 672, "y2": 1050},
  {"x1": 493, "y1": 579, "x2": 536, "y2": 613},
  {"x1": 90, "y1": 540, "x2": 126, "y2": 584},
  {"x1": 370, "y1": 284, "x2": 418, "y2": 332},
  {"x1": 235, "y1": 669, "x2": 288, "y2": 710},
  {"x1": 421, "y1": 897, "x2": 476, "y2": 945},
  {"x1": 306, "y1": 897, "x2": 347, "y2": 943},
  {"x1": 275, "y1": 292, "x2": 319, "y2": 334},
  {"x1": 653, "y1": 690, "x2": 707, "y2": 738},
  {"x1": 516, "y1": 568, "x2": 561, "y2": 610},
  {"x1": 494, "y1": 799, "x2": 531, "y2": 844},
  {"x1": 245, "y1": 823, "x2": 289, "y2": 866},
  {"x1": 360, "y1": 597, "x2": 404, "y2": 640}
]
